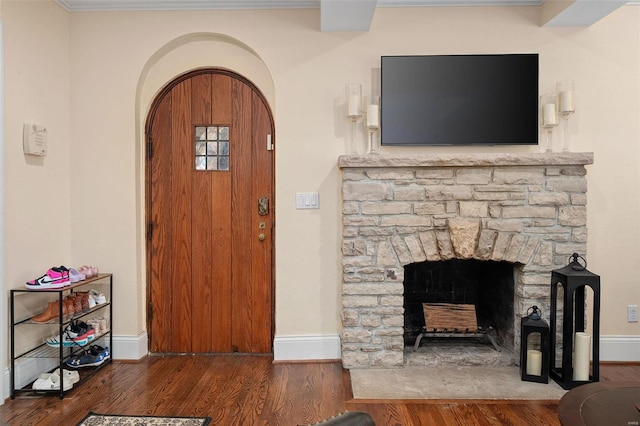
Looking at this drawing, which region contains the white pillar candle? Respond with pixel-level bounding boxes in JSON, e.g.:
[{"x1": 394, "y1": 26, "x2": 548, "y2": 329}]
[
  {"x1": 543, "y1": 103, "x2": 558, "y2": 126},
  {"x1": 526, "y1": 350, "x2": 542, "y2": 376},
  {"x1": 366, "y1": 104, "x2": 379, "y2": 129},
  {"x1": 574, "y1": 332, "x2": 591, "y2": 381},
  {"x1": 348, "y1": 94, "x2": 361, "y2": 118},
  {"x1": 559, "y1": 91, "x2": 574, "y2": 113}
]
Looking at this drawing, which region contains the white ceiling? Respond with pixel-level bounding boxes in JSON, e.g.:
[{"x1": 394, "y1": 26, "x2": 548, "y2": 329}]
[{"x1": 54, "y1": 0, "x2": 634, "y2": 31}]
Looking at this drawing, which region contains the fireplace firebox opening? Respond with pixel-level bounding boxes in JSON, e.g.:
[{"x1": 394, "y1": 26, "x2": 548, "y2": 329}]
[{"x1": 404, "y1": 259, "x2": 515, "y2": 351}]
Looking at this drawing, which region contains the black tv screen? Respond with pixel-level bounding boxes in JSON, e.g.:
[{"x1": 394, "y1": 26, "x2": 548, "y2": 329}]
[{"x1": 380, "y1": 54, "x2": 539, "y2": 146}]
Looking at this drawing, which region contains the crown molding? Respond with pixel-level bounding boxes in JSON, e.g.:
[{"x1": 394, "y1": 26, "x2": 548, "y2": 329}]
[
  {"x1": 55, "y1": 0, "x2": 318, "y2": 12},
  {"x1": 55, "y1": 0, "x2": 546, "y2": 12}
]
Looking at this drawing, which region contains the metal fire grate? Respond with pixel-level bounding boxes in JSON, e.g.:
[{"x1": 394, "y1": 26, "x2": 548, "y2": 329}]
[{"x1": 413, "y1": 303, "x2": 500, "y2": 352}]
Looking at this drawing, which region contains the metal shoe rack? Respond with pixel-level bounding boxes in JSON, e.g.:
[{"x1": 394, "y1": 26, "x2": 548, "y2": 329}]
[{"x1": 10, "y1": 273, "x2": 113, "y2": 399}]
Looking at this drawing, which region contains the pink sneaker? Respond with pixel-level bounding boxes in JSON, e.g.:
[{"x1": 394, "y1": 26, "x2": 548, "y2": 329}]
[{"x1": 26, "y1": 268, "x2": 70, "y2": 289}]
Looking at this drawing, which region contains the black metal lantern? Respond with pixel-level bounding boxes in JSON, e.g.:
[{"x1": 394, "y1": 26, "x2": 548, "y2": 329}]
[
  {"x1": 520, "y1": 306, "x2": 550, "y2": 383},
  {"x1": 550, "y1": 253, "x2": 601, "y2": 390}
]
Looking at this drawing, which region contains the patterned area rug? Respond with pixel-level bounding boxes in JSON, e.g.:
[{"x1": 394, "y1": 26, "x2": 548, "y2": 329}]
[{"x1": 77, "y1": 412, "x2": 211, "y2": 426}]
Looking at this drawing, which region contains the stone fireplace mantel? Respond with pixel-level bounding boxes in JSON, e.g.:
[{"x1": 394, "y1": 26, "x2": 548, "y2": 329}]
[
  {"x1": 338, "y1": 152, "x2": 594, "y2": 369},
  {"x1": 338, "y1": 152, "x2": 594, "y2": 168}
]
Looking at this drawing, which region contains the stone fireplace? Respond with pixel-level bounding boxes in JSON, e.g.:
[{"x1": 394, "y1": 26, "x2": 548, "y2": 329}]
[{"x1": 339, "y1": 152, "x2": 593, "y2": 369}]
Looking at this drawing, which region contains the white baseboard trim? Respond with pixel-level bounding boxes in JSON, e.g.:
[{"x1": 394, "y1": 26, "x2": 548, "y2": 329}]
[
  {"x1": 600, "y1": 335, "x2": 640, "y2": 362},
  {"x1": 273, "y1": 334, "x2": 341, "y2": 361},
  {"x1": 111, "y1": 331, "x2": 149, "y2": 360}
]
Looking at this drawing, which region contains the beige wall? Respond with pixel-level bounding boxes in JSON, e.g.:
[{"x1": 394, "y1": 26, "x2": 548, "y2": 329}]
[
  {"x1": 2, "y1": 0, "x2": 70, "y2": 394},
  {"x1": 3, "y1": 0, "x2": 71, "y2": 271},
  {"x1": 2, "y1": 1, "x2": 639, "y2": 367}
]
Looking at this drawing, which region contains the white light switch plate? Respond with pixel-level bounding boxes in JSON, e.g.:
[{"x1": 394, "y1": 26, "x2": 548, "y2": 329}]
[{"x1": 296, "y1": 192, "x2": 319, "y2": 209}]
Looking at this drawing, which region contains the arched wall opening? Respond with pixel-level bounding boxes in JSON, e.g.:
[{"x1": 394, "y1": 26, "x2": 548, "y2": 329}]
[{"x1": 133, "y1": 33, "x2": 276, "y2": 337}]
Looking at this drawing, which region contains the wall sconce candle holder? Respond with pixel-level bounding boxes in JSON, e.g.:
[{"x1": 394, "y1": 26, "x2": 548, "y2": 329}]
[
  {"x1": 557, "y1": 80, "x2": 576, "y2": 152},
  {"x1": 541, "y1": 93, "x2": 559, "y2": 152},
  {"x1": 346, "y1": 84, "x2": 363, "y2": 154},
  {"x1": 364, "y1": 95, "x2": 380, "y2": 155}
]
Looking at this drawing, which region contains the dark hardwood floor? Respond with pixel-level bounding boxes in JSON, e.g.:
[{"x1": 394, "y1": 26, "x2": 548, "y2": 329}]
[{"x1": 1, "y1": 356, "x2": 638, "y2": 426}]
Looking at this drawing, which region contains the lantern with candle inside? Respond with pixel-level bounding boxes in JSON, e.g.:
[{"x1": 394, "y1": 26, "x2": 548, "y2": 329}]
[
  {"x1": 520, "y1": 306, "x2": 550, "y2": 383},
  {"x1": 550, "y1": 253, "x2": 601, "y2": 390},
  {"x1": 540, "y1": 93, "x2": 558, "y2": 152},
  {"x1": 345, "y1": 84, "x2": 363, "y2": 154}
]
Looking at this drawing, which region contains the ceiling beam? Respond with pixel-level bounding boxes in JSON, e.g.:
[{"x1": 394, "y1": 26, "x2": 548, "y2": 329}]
[
  {"x1": 542, "y1": 0, "x2": 628, "y2": 27},
  {"x1": 320, "y1": 0, "x2": 378, "y2": 32}
]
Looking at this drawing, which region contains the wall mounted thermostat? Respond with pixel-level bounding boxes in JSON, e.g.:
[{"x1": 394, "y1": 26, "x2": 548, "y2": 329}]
[{"x1": 23, "y1": 123, "x2": 47, "y2": 156}]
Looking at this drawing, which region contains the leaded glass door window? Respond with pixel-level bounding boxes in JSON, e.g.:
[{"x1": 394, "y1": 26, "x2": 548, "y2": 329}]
[{"x1": 195, "y1": 125, "x2": 230, "y2": 171}]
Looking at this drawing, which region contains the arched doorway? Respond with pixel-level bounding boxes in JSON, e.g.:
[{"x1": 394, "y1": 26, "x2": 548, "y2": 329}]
[{"x1": 145, "y1": 69, "x2": 274, "y2": 353}]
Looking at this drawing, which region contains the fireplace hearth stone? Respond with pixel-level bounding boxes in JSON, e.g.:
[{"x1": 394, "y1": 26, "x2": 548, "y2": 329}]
[{"x1": 350, "y1": 366, "x2": 566, "y2": 400}]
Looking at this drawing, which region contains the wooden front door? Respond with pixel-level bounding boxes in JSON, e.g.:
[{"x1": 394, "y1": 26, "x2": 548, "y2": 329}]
[{"x1": 146, "y1": 69, "x2": 274, "y2": 354}]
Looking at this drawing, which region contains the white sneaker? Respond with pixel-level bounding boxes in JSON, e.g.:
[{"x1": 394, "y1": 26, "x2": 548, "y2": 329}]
[
  {"x1": 89, "y1": 289, "x2": 107, "y2": 305},
  {"x1": 53, "y1": 368, "x2": 80, "y2": 384},
  {"x1": 33, "y1": 372, "x2": 74, "y2": 390}
]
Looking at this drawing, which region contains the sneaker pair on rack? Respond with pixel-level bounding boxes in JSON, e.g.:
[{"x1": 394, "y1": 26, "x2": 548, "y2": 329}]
[
  {"x1": 25, "y1": 266, "x2": 70, "y2": 289},
  {"x1": 65, "y1": 345, "x2": 110, "y2": 368},
  {"x1": 45, "y1": 321, "x2": 95, "y2": 347},
  {"x1": 89, "y1": 289, "x2": 107, "y2": 305},
  {"x1": 32, "y1": 368, "x2": 79, "y2": 391}
]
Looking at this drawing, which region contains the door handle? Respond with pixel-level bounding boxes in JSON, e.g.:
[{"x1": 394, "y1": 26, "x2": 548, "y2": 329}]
[
  {"x1": 258, "y1": 197, "x2": 269, "y2": 216},
  {"x1": 258, "y1": 233, "x2": 265, "y2": 241}
]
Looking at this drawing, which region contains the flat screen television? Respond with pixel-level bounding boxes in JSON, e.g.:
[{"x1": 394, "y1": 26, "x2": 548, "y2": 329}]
[{"x1": 380, "y1": 54, "x2": 539, "y2": 146}]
